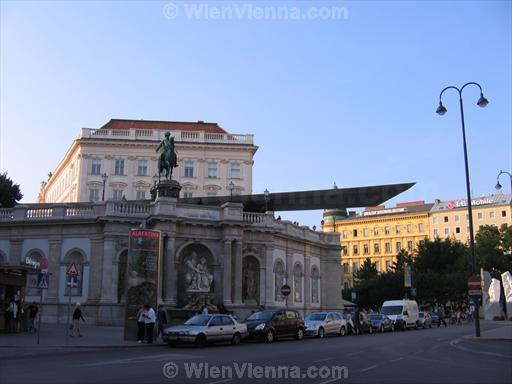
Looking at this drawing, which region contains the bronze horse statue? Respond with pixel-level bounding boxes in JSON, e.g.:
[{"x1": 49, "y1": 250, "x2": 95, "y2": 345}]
[{"x1": 156, "y1": 132, "x2": 178, "y2": 181}]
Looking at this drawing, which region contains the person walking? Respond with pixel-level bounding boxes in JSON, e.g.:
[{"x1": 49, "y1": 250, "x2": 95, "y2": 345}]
[
  {"x1": 155, "y1": 305, "x2": 167, "y2": 341},
  {"x1": 5, "y1": 298, "x2": 17, "y2": 333},
  {"x1": 437, "y1": 306, "x2": 447, "y2": 327},
  {"x1": 28, "y1": 302, "x2": 39, "y2": 333},
  {"x1": 143, "y1": 304, "x2": 156, "y2": 344},
  {"x1": 70, "y1": 303, "x2": 85, "y2": 337},
  {"x1": 136, "y1": 306, "x2": 147, "y2": 343}
]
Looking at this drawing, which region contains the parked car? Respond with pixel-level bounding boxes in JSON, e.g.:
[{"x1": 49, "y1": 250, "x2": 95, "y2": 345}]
[
  {"x1": 162, "y1": 314, "x2": 247, "y2": 347},
  {"x1": 368, "y1": 313, "x2": 395, "y2": 333},
  {"x1": 244, "y1": 309, "x2": 305, "y2": 343},
  {"x1": 381, "y1": 299, "x2": 419, "y2": 330},
  {"x1": 417, "y1": 312, "x2": 433, "y2": 329},
  {"x1": 430, "y1": 312, "x2": 439, "y2": 324},
  {"x1": 304, "y1": 312, "x2": 347, "y2": 338}
]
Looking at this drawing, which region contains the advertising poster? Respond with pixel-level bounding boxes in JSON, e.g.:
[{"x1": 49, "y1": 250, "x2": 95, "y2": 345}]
[{"x1": 124, "y1": 229, "x2": 161, "y2": 340}]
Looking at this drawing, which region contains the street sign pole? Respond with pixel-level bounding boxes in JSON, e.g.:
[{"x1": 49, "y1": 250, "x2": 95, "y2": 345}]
[
  {"x1": 468, "y1": 276, "x2": 482, "y2": 337},
  {"x1": 37, "y1": 288, "x2": 43, "y2": 345}
]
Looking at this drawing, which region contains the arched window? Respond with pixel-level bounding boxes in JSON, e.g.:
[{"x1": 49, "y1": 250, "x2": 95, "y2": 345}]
[
  {"x1": 311, "y1": 266, "x2": 320, "y2": 303},
  {"x1": 293, "y1": 263, "x2": 303, "y2": 302},
  {"x1": 64, "y1": 251, "x2": 85, "y2": 296},
  {"x1": 274, "y1": 260, "x2": 285, "y2": 301}
]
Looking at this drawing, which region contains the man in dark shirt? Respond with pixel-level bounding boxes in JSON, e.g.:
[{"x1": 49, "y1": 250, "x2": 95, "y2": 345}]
[
  {"x1": 28, "y1": 302, "x2": 39, "y2": 333},
  {"x1": 70, "y1": 303, "x2": 85, "y2": 337}
]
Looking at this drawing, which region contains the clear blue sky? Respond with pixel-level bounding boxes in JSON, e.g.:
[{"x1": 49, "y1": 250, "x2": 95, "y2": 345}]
[{"x1": 1, "y1": 0, "x2": 511, "y2": 227}]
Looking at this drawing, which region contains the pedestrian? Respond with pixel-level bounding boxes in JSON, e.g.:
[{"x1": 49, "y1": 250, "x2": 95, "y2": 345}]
[
  {"x1": 143, "y1": 304, "x2": 156, "y2": 344},
  {"x1": 28, "y1": 302, "x2": 39, "y2": 333},
  {"x1": 437, "y1": 306, "x2": 447, "y2": 327},
  {"x1": 136, "y1": 306, "x2": 147, "y2": 343},
  {"x1": 354, "y1": 309, "x2": 361, "y2": 335},
  {"x1": 201, "y1": 305, "x2": 209, "y2": 315},
  {"x1": 70, "y1": 303, "x2": 85, "y2": 337},
  {"x1": 155, "y1": 305, "x2": 167, "y2": 341},
  {"x1": 15, "y1": 298, "x2": 23, "y2": 332},
  {"x1": 5, "y1": 298, "x2": 17, "y2": 333}
]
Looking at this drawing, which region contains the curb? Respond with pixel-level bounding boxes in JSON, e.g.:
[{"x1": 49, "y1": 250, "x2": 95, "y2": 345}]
[
  {"x1": 0, "y1": 343, "x2": 166, "y2": 349},
  {"x1": 462, "y1": 335, "x2": 512, "y2": 343}
]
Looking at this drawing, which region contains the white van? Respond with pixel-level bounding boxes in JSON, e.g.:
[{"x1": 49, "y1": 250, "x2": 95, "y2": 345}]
[{"x1": 381, "y1": 299, "x2": 419, "y2": 330}]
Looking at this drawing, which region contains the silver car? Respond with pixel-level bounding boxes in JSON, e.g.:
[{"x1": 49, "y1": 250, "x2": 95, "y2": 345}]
[
  {"x1": 162, "y1": 314, "x2": 248, "y2": 347},
  {"x1": 304, "y1": 312, "x2": 348, "y2": 338}
]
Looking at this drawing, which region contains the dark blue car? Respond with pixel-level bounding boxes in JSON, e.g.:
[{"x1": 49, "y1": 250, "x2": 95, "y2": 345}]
[{"x1": 368, "y1": 313, "x2": 395, "y2": 333}]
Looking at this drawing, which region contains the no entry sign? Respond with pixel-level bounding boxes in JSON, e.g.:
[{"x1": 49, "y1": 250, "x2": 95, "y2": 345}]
[
  {"x1": 281, "y1": 284, "x2": 291, "y2": 297},
  {"x1": 468, "y1": 276, "x2": 482, "y2": 296}
]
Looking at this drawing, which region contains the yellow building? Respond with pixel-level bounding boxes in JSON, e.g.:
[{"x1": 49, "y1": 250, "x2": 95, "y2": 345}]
[
  {"x1": 429, "y1": 194, "x2": 512, "y2": 242},
  {"x1": 323, "y1": 201, "x2": 433, "y2": 289}
]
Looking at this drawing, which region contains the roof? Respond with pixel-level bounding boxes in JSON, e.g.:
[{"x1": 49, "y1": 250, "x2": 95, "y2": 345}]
[
  {"x1": 430, "y1": 193, "x2": 512, "y2": 212},
  {"x1": 100, "y1": 119, "x2": 227, "y2": 134},
  {"x1": 181, "y1": 182, "x2": 415, "y2": 212}
]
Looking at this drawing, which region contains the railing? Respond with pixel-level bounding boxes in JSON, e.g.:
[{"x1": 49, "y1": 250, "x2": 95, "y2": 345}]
[
  {"x1": 0, "y1": 209, "x2": 14, "y2": 221},
  {"x1": 243, "y1": 212, "x2": 266, "y2": 224},
  {"x1": 65, "y1": 206, "x2": 95, "y2": 217},
  {"x1": 26, "y1": 208, "x2": 53, "y2": 219},
  {"x1": 80, "y1": 128, "x2": 254, "y2": 145},
  {"x1": 107, "y1": 201, "x2": 150, "y2": 216}
]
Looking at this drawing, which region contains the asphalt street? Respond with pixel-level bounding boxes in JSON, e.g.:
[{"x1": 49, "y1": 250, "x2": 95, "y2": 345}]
[{"x1": 1, "y1": 323, "x2": 511, "y2": 384}]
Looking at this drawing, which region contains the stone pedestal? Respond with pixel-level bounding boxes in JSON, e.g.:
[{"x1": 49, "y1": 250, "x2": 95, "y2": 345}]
[{"x1": 151, "y1": 179, "x2": 182, "y2": 200}]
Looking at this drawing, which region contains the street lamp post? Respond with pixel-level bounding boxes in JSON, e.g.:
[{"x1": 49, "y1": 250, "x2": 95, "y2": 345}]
[
  {"x1": 495, "y1": 170, "x2": 512, "y2": 194},
  {"x1": 436, "y1": 81, "x2": 489, "y2": 338},
  {"x1": 101, "y1": 173, "x2": 108, "y2": 201},
  {"x1": 264, "y1": 188, "x2": 270, "y2": 212},
  {"x1": 227, "y1": 181, "x2": 235, "y2": 202}
]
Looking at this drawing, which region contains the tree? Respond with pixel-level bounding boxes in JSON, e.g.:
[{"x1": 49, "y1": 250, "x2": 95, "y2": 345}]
[
  {"x1": 354, "y1": 257, "x2": 378, "y2": 283},
  {"x1": 476, "y1": 225, "x2": 512, "y2": 278},
  {"x1": 0, "y1": 172, "x2": 23, "y2": 208}
]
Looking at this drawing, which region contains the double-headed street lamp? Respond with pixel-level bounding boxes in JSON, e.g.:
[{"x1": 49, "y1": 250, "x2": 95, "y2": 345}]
[
  {"x1": 264, "y1": 188, "x2": 270, "y2": 211},
  {"x1": 101, "y1": 173, "x2": 108, "y2": 201},
  {"x1": 495, "y1": 170, "x2": 512, "y2": 194},
  {"x1": 436, "y1": 82, "x2": 489, "y2": 338}
]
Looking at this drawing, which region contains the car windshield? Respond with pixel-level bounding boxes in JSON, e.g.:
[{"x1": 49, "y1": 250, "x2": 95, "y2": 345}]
[
  {"x1": 305, "y1": 313, "x2": 327, "y2": 321},
  {"x1": 184, "y1": 315, "x2": 211, "y2": 326},
  {"x1": 246, "y1": 311, "x2": 275, "y2": 321},
  {"x1": 381, "y1": 305, "x2": 403, "y2": 315},
  {"x1": 369, "y1": 314, "x2": 382, "y2": 320}
]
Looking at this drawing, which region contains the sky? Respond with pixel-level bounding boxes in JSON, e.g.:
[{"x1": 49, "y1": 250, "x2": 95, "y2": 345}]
[{"x1": 1, "y1": 0, "x2": 511, "y2": 228}]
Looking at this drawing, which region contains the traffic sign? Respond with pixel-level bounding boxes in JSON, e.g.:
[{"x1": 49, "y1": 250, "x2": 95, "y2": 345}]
[
  {"x1": 66, "y1": 262, "x2": 80, "y2": 276},
  {"x1": 40, "y1": 257, "x2": 49, "y2": 270},
  {"x1": 37, "y1": 273, "x2": 49, "y2": 289},
  {"x1": 66, "y1": 275, "x2": 79, "y2": 288},
  {"x1": 281, "y1": 284, "x2": 291, "y2": 297},
  {"x1": 468, "y1": 290, "x2": 482, "y2": 296},
  {"x1": 468, "y1": 276, "x2": 481, "y2": 291}
]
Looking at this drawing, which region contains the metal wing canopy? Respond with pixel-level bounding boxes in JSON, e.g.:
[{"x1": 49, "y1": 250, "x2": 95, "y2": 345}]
[{"x1": 181, "y1": 182, "x2": 415, "y2": 212}]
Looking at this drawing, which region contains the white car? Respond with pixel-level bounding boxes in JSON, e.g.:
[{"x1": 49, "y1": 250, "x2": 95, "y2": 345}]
[
  {"x1": 304, "y1": 312, "x2": 348, "y2": 338},
  {"x1": 381, "y1": 299, "x2": 419, "y2": 330},
  {"x1": 163, "y1": 314, "x2": 248, "y2": 346}
]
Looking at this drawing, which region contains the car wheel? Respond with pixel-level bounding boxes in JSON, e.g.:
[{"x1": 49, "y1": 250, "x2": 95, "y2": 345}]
[
  {"x1": 265, "y1": 330, "x2": 275, "y2": 343},
  {"x1": 380, "y1": 325, "x2": 384, "y2": 333},
  {"x1": 339, "y1": 326, "x2": 346, "y2": 337},
  {"x1": 195, "y1": 334, "x2": 207, "y2": 347},
  {"x1": 231, "y1": 332, "x2": 241, "y2": 346},
  {"x1": 318, "y1": 327, "x2": 325, "y2": 339},
  {"x1": 296, "y1": 328, "x2": 304, "y2": 340}
]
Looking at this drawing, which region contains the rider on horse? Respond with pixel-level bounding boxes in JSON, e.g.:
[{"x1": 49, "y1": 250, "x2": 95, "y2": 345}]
[{"x1": 156, "y1": 132, "x2": 178, "y2": 180}]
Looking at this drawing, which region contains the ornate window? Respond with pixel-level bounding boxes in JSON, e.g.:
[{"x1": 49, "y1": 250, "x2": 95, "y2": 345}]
[
  {"x1": 311, "y1": 266, "x2": 320, "y2": 303},
  {"x1": 207, "y1": 162, "x2": 217, "y2": 178},
  {"x1": 114, "y1": 159, "x2": 125, "y2": 175},
  {"x1": 293, "y1": 263, "x2": 303, "y2": 302},
  {"x1": 137, "y1": 160, "x2": 148, "y2": 176},
  {"x1": 184, "y1": 161, "x2": 194, "y2": 177},
  {"x1": 91, "y1": 159, "x2": 101, "y2": 175},
  {"x1": 274, "y1": 260, "x2": 285, "y2": 301},
  {"x1": 230, "y1": 163, "x2": 241, "y2": 179}
]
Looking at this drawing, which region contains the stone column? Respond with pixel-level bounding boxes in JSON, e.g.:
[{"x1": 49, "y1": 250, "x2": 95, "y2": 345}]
[
  {"x1": 9, "y1": 239, "x2": 22, "y2": 265},
  {"x1": 233, "y1": 240, "x2": 243, "y2": 304},
  {"x1": 286, "y1": 250, "x2": 293, "y2": 306},
  {"x1": 99, "y1": 238, "x2": 115, "y2": 303},
  {"x1": 88, "y1": 237, "x2": 105, "y2": 303},
  {"x1": 263, "y1": 244, "x2": 274, "y2": 306},
  {"x1": 163, "y1": 233, "x2": 177, "y2": 306},
  {"x1": 223, "y1": 240, "x2": 232, "y2": 305},
  {"x1": 46, "y1": 239, "x2": 62, "y2": 303},
  {"x1": 304, "y1": 246, "x2": 311, "y2": 310}
]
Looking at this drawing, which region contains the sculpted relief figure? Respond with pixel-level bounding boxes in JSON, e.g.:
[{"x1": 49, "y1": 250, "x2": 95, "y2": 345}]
[{"x1": 185, "y1": 252, "x2": 213, "y2": 292}]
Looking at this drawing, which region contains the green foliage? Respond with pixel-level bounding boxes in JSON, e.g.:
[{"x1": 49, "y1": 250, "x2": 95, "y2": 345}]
[
  {"x1": 352, "y1": 238, "x2": 472, "y2": 309},
  {"x1": 0, "y1": 172, "x2": 23, "y2": 208},
  {"x1": 354, "y1": 257, "x2": 378, "y2": 283},
  {"x1": 476, "y1": 224, "x2": 512, "y2": 278}
]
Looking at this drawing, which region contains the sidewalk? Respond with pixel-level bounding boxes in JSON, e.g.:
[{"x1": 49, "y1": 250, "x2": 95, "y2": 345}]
[
  {"x1": 0, "y1": 323, "x2": 164, "y2": 357},
  {"x1": 463, "y1": 321, "x2": 512, "y2": 342}
]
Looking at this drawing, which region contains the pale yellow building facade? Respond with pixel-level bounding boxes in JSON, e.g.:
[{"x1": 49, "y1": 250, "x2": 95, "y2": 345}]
[
  {"x1": 323, "y1": 201, "x2": 432, "y2": 288},
  {"x1": 429, "y1": 194, "x2": 512, "y2": 242},
  {"x1": 38, "y1": 119, "x2": 258, "y2": 203}
]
